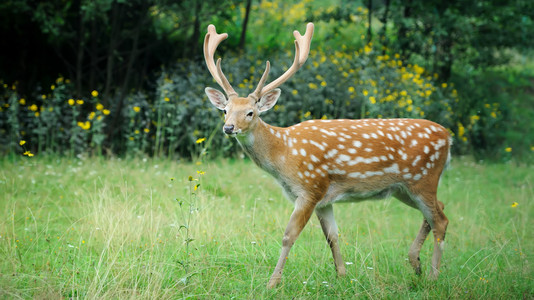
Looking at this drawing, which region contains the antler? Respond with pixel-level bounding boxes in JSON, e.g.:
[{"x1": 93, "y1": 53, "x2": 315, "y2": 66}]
[
  {"x1": 204, "y1": 25, "x2": 238, "y2": 99},
  {"x1": 249, "y1": 23, "x2": 314, "y2": 100}
]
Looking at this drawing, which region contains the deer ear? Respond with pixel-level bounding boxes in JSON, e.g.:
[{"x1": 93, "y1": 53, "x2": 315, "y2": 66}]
[
  {"x1": 258, "y1": 88, "x2": 281, "y2": 112},
  {"x1": 205, "y1": 87, "x2": 227, "y2": 110}
]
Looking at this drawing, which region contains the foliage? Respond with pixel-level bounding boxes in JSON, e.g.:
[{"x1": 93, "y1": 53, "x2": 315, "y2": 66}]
[
  {"x1": 0, "y1": 0, "x2": 533, "y2": 160},
  {"x1": 0, "y1": 157, "x2": 532, "y2": 298}
]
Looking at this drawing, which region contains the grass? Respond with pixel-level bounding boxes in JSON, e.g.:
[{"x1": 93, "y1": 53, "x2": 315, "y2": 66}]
[{"x1": 0, "y1": 155, "x2": 532, "y2": 298}]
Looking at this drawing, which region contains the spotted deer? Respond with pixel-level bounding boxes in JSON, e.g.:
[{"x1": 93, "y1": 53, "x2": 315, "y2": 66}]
[{"x1": 204, "y1": 23, "x2": 451, "y2": 288}]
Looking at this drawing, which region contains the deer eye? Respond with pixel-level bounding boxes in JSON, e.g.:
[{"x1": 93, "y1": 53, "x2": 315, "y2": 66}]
[{"x1": 246, "y1": 111, "x2": 254, "y2": 117}]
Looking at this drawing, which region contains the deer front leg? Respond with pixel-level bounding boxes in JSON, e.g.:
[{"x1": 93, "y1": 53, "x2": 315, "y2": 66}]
[
  {"x1": 316, "y1": 205, "x2": 346, "y2": 277},
  {"x1": 267, "y1": 200, "x2": 315, "y2": 289},
  {"x1": 408, "y1": 219, "x2": 431, "y2": 275}
]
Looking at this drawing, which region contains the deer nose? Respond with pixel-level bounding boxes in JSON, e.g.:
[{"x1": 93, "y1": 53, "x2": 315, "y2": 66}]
[{"x1": 223, "y1": 124, "x2": 235, "y2": 134}]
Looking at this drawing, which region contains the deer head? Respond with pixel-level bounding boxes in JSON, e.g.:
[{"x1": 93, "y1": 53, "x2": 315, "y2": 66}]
[{"x1": 204, "y1": 23, "x2": 314, "y2": 136}]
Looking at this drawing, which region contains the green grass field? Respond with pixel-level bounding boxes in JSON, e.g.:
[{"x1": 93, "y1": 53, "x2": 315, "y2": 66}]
[{"x1": 0, "y1": 156, "x2": 532, "y2": 299}]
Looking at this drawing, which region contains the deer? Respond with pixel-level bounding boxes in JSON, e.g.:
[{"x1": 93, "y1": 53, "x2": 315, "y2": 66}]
[{"x1": 203, "y1": 22, "x2": 451, "y2": 289}]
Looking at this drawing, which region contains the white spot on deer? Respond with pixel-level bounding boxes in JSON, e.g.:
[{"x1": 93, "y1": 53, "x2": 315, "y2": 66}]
[
  {"x1": 292, "y1": 149, "x2": 298, "y2": 156},
  {"x1": 328, "y1": 169, "x2": 347, "y2": 175},
  {"x1": 371, "y1": 133, "x2": 378, "y2": 139},
  {"x1": 348, "y1": 148, "x2": 357, "y2": 154},
  {"x1": 411, "y1": 139, "x2": 418, "y2": 147},
  {"x1": 269, "y1": 128, "x2": 275, "y2": 135},
  {"x1": 434, "y1": 139, "x2": 446, "y2": 150},
  {"x1": 424, "y1": 128, "x2": 431, "y2": 134},
  {"x1": 300, "y1": 149, "x2": 307, "y2": 156},
  {"x1": 365, "y1": 170, "x2": 384, "y2": 177},
  {"x1": 297, "y1": 172, "x2": 304, "y2": 179},
  {"x1": 311, "y1": 126, "x2": 318, "y2": 130},
  {"x1": 413, "y1": 174, "x2": 422, "y2": 180},
  {"x1": 347, "y1": 156, "x2": 380, "y2": 166},
  {"x1": 348, "y1": 172, "x2": 365, "y2": 179},
  {"x1": 304, "y1": 171, "x2": 310, "y2": 177},
  {"x1": 308, "y1": 163, "x2": 314, "y2": 171},
  {"x1": 387, "y1": 133, "x2": 393, "y2": 140},
  {"x1": 338, "y1": 137, "x2": 346, "y2": 142},
  {"x1": 401, "y1": 131, "x2": 407, "y2": 139},
  {"x1": 310, "y1": 140, "x2": 325, "y2": 151},
  {"x1": 310, "y1": 154, "x2": 320, "y2": 163},
  {"x1": 415, "y1": 123, "x2": 421, "y2": 127},
  {"x1": 412, "y1": 155, "x2": 421, "y2": 166},
  {"x1": 377, "y1": 130, "x2": 385, "y2": 136},
  {"x1": 353, "y1": 140, "x2": 362, "y2": 148},
  {"x1": 364, "y1": 148, "x2": 373, "y2": 152},
  {"x1": 388, "y1": 153, "x2": 394, "y2": 160},
  {"x1": 380, "y1": 155, "x2": 388, "y2": 161},
  {"x1": 320, "y1": 128, "x2": 337, "y2": 136},
  {"x1": 302, "y1": 139, "x2": 308, "y2": 144},
  {"x1": 325, "y1": 149, "x2": 338, "y2": 159},
  {"x1": 403, "y1": 173, "x2": 412, "y2": 179},
  {"x1": 275, "y1": 131, "x2": 281, "y2": 138},
  {"x1": 383, "y1": 163, "x2": 400, "y2": 174},
  {"x1": 338, "y1": 154, "x2": 351, "y2": 162},
  {"x1": 338, "y1": 144, "x2": 346, "y2": 150},
  {"x1": 424, "y1": 145, "x2": 430, "y2": 154}
]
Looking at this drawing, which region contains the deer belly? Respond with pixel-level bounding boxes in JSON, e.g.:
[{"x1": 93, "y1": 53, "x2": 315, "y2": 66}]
[{"x1": 317, "y1": 183, "x2": 403, "y2": 207}]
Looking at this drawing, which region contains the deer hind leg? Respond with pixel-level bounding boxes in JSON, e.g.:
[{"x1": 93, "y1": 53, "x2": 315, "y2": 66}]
[
  {"x1": 315, "y1": 205, "x2": 346, "y2": 277},
  {"x1": 409, "y1": 219, "x2": 431, "y2": 275},
  {"x1": 411, "y1": 190, "x2": 448, "y2": 279},
  {"x1": 267, "y1": 198, "x2": 315, "y2": 289},
  {"x1": 429, "y1": 199, "x2": 448, "y2": 279},
  {"x1": 394, "y1": 189, "x2": 448, "y2": 277},
  {"x1": 394, "y1": 189, "x2": 431, "y2": 275}
]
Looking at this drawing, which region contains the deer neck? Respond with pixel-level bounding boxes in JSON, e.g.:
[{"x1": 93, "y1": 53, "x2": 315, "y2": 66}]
[{"x1": 235, "y1": 119, "x2": 285, "y2": 175}]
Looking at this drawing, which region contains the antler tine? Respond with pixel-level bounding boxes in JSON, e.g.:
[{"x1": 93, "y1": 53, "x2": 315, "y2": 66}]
[
  {"x1": 249, "y1": 61, "x2": 271, "y2": 101},
  {"x1": 259, "y1": 23, "x2": 314, "y2": 96},
  {"x1": 204, "y1": 25, "x2": 238, "y2": 99}
]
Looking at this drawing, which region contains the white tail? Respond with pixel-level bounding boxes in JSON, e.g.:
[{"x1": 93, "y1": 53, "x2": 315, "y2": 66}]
[{"x1": 204, "y1": 23, "x2": 451, "y2": 288}]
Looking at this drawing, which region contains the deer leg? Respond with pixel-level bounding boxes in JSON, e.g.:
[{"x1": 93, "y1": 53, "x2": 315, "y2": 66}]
[
  {"x1": 315, "y1": 205, "x2": 346, "y2": 277},
  {"x1": 429, "y1": 200, "x2": 448, "y2": 279},
  {"x1": 267, "y1": 200, "x2": 315, "y2": 289},
  {"x1": 408, "y1": 219, "x2": 431, "y2": 275}
]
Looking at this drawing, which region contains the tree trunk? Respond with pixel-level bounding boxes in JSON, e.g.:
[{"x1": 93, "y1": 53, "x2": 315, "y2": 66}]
[
  {"x1": 367, "y1": 0, "x2": 373, "y2": 43},
  {"x1": 76, "y1": 2, "x2": 85, "y2": 98},
  {"x1": 380, "y1": 0, "x2": 390, "y2": 54},
  {"x1": 239, "y1": 0, "x2": 252, "y2": 50}
]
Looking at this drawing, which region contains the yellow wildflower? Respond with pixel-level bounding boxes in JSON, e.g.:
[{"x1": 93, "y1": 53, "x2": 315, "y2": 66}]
[
  {"x1": 23, "y1": 151, "x2": 34, "y2": 157},
  {"x1": 96, "y1": 103, "x2": 104, "y2": 111},
  {"x1": 76, "y1": 99, "x2": 84, "y2": 105},
  {"x1": 68, "y1": 99, "x2": 75, "y2": 106},
  {"x1": 441, "y1": 83, "x2": 447, "y2": 88},
  {"x1": 144, "y1": 128, "x2": 150, "y2": 133},
  {"x1": 304, "y1": 111, "x2": 311, "y2": 118},
  {"x1": 505, "y1": 147, "x2": 512, "y2": 153},
  {"x1": 292, "y1": 89, "x2": 298, "y2": 95},
  {"x1": 19, "y1": 140, "x2": 26, "y2": 146},
  {"x1": 321, "y1": 81, "x2": 327, "y2": 87},
  {"x1": 348, "y1": 86, "x2": 355, "y2": 93},
  {"x1": 308, "y1": 83, "x2": 318, "y2": 89},
  {"x1": 91, "y1": 90, "x2": 99, "y2": 97},
  {"x1": 88, "y1": 112, "x2": 95, "y2": 120},
  {"x1": 29, "y1": 104, "x2": 38, "y2": 111},
  {"x1": 19, "y1": 98, "x2": 26, "y2": 105},
  {"x1": 511, "y1": 202, "x2": 518, "y2": 208},
  {"x1": 103, "y1": 109, "x2": 110, "y2": 115},
  {"x1": 196, "y1": 137, "x2": 206, "y2": 144},
  {"x1": 369, "y1": 96, "x2": 376, "y2": 104},
  {"x1": 164, "y1": 97, "x2": 170, "y2": 102},
  {"x1": 133, "y1": 106, "x2": 140, "y2": 112},
  {"x1": 51, "y1": 85, "x2": 55, "y2": 90},
  {"x1": 77, "y1": 121, "x2": 91, "y2": 130},
  {"x1": 362, "y1": 90, "x2": 368, "y2": 96}
]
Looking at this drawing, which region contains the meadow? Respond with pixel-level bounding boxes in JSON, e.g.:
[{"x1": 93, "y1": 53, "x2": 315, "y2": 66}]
[{"x1": 0, "y1": 155, "x2": 532, "y2": 299}]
